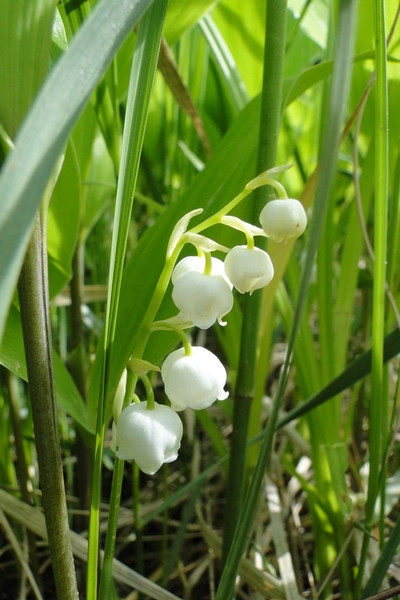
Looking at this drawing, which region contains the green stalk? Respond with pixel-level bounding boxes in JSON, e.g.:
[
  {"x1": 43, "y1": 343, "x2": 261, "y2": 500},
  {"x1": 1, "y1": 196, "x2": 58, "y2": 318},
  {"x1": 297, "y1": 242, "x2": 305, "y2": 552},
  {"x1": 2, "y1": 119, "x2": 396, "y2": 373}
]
[
  {"x1": 356, "y1": 0, "x2": 388, "y2": 592},
  {"x1": 89, "y1": 3, "x2": 168, "y2": 597},
  {"x1": 18, "y1": 214, "x2": 78, "y2": 599},
  {"x1": 69, "y1": 243, "x2": 92, "y2": 529},
  {"x1": 217, "y1": 0, "x2": 358, "y2": 596},
  {"x1": 221, "y1": 0, "x2": 288, "y2": 568}
]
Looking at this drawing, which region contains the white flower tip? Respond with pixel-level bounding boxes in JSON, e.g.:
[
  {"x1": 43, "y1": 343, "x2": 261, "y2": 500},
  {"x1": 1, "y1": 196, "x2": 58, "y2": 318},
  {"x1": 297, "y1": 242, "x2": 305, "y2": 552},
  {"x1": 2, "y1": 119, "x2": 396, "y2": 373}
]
[
  {"x1": 260, "y1": 199, "x2": 307, "y2": 243},
  {"x1": 224, "y1": 245, "x2": 274, "y2": 294},
  {"x1": 162, "y1": 346, "x2": 228, "y2": 411},
  {"x1": 115, "y1": 401, "x2": 183, "y2": 474}
]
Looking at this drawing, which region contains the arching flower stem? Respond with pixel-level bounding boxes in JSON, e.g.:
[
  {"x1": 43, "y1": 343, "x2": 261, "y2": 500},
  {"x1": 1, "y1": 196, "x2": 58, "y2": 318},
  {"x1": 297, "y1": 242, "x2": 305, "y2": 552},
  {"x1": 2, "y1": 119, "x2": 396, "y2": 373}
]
[
  {"x1": 220, "y1": 215, "x2": 258, "y2": 250},
  {"x1": 189, "y1": 173, "x2": 288, "y2": 237},
  {"x1": 140, "y1": 374, "x2": 155, "y2": 410},
  {"x1": 151, "y1": 320, "x2": 192, "y2": 356},
  {"x1": 204, "y1": 251, "x2": 213, "y2": 275}
]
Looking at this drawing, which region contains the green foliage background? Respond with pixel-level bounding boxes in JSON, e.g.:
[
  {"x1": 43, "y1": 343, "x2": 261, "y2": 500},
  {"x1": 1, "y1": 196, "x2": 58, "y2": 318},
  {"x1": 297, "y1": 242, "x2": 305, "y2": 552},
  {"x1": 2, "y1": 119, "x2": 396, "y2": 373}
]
[{"x1": 0, "y1": 0, "x2": 400, "y2": 598}]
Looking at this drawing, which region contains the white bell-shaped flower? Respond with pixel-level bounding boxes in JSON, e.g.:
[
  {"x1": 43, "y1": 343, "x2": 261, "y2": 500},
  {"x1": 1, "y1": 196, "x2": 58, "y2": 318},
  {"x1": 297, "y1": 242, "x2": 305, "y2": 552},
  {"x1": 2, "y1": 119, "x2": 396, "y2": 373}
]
[
  {"x1": 172, "y1": 255, "x2": 231, "y2": 285},
  {"x1": 259, "y1": 198, "x2": 307, "y2": 243},
  {"x1": 161, "y1": 346, "x2": 229, "y2": 411},
  {"x1": 172, "y1": 256, "x2": 233, "y2": 329},
  {"x1": 115, "y1": 401, "x2": 183, "y2": 475},
  {"x1": 224, "y1": 245, "x2": 274, "y2": 294}
]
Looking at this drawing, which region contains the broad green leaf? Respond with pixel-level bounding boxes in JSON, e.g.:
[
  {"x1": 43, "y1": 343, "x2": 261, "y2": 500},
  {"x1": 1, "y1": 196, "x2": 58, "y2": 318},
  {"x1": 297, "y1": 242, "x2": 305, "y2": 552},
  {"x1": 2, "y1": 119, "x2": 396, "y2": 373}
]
[
  {"x1": 288, "y1": 0, "x2": 328, "y2": 49},
  {"x1": 47, "y1": 141, "x2": 81, "y2": 298},
  {"x1": 0, "y1": 307, "x2": 94, "y2": 434},
  {"x1": 0, "y1": 0, "x2": 55, "y2": 138},
  {"x1": 212, "y1": 0, "x2": 265, "y2": 98},
  {"x1": 50, "y1": 8, "x2": 69, "y2": 62},
  {"x1": 285, "y1": 7, "x2": 323, "y2": 78},
  {"x1": 0, "y1": 0, "x2": 154, "y2": 342},
  {"x1": 81, "y1": 133, "x2": 116, "y2": 240},
  {"x1": 71, "y1": 103, "x2": 98, "y2": 186},
  {"x1": 164, "y1": 0, "x2": 217, "y2": 45}
]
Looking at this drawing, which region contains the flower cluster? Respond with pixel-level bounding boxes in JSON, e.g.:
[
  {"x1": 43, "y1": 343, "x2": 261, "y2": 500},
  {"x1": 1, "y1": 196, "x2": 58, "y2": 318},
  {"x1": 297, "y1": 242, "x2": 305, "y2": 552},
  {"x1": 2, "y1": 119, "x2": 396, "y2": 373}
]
[{"x1": 113, "y1": 172, "x2": 307, "y2": 474}]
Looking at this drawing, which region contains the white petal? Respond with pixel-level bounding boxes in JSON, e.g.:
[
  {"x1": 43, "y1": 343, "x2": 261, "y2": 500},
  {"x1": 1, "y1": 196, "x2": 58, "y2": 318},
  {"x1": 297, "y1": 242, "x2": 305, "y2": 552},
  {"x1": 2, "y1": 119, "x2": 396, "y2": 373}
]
[
  {"x1": 116, "y1": 402, "x2": 183, "y2": 475},
  {"x1": 161, "y1": 346, "x2": 228, "y2": 411},
  {"x1": 172, "y1": 271, "x2": 233, "y2": 329}
]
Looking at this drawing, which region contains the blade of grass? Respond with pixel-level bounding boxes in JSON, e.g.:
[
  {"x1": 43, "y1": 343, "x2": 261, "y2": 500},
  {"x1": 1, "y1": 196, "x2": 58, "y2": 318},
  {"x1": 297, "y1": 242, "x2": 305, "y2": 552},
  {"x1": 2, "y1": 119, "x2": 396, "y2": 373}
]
[
  {"x1": 91, "y1": 2, "x2": 168, "y2": 598},
  {"x1": 0, "y1": 0, "x2": 153, "y2": 341},
  {"x1": 216, "y1": 0, "x2": 358, "y2": 596},
  {"x1": 199, "y1": 14, "x2": 248, "y2": 115},
  {"x1": 362, "y1": 514, "x2": 400, "y2": 598},
  {"x1": 277, "y1": 327, "x2": 400, "y2": 428}
]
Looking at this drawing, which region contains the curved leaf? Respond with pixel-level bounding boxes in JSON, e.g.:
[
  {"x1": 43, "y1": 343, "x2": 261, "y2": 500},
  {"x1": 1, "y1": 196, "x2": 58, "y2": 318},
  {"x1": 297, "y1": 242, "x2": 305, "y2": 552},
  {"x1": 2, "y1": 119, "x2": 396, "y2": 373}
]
[{"x1": 0, "y1": 0, "x2": 154, "y2": 341}]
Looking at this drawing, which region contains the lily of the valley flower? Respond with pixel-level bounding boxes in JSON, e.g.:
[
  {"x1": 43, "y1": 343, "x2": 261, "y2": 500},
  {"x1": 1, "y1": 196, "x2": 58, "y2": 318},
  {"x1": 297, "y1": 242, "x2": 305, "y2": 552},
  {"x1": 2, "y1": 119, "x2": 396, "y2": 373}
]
[
  {"x1": 115, "y1": 401, "x2": 183, "y2": 475},
  {"x1": 224, "y1": 245, "x2": 274, "y2": 294},
  {"x1": 259, "y1": 198, "x2": 307, "y2": 243},
  {"x1": 172, "y1": 256, "x2": 233, "y2": 329},
  {"x1": 161, "y1": 346, "x2": 229, "y2": 411}
]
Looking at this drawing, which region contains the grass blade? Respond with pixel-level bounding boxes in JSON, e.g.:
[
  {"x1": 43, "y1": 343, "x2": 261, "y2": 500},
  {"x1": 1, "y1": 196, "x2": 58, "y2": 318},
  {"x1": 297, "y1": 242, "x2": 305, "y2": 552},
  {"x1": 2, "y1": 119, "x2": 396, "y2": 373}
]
[
  {"x1": 277, "y1": 327, "x2": 400, "y2": 428},
  {"x1": 362, "y1": 514, "x2": 400, "y2": 598},
  {"x1": 89, "y1": 2, "x2": 168, "y2": 597}
]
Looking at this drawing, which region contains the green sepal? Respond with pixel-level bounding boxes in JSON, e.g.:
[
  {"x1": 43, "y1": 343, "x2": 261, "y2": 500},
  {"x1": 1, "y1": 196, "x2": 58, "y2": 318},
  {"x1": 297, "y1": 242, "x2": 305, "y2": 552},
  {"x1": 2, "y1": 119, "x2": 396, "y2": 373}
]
[{"x1": 126, "y1": 357, "x2": 160, "y2": 376}]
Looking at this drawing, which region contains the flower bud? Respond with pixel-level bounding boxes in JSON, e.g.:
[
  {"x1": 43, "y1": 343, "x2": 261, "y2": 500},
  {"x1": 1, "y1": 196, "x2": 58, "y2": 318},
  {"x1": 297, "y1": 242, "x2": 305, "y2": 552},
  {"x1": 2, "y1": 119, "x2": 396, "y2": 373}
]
[
  {"x1": 224, "y1": 245, "x2": 274, "y2": 294},
  {"x1": 115, "y1": 401, "x2": 183, "y2": 475},
  {"x1": 172, "y1": 256, "x2": 233, "y2": 329},
  {"x1": 161, "y1": 346, "x2": 229, "y2": 411},
  {"x1": 259, "y1": 199, "x2": 307, "y2": 243}
]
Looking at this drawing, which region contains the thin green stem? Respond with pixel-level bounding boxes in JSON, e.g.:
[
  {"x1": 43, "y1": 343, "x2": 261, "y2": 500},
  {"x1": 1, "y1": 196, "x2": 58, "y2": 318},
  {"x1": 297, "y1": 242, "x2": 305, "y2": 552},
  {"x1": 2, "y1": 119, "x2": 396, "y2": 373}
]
[
  {"x1": 221, "y1": 0, "x2": 288, "y2": 571},
  {"x1": 98, "y1": 457, "x2": 125, "y2": 598},
  {"x1": 190, "y1": 175, "x2": 286, "y2": 236},
  {"x1": 356, "y1": 0, "x2": 388, "y2": 591},
  {"x1": 368, "y1": 0, "x2": 388, "y2": 523},
  {"x1": 70, "y1": 243, "x2": 91, "y2": 530},
  {"x1": 18, "y1": 214, "x2": 78, "y2": 599},
  {"x1": 204, "y1": 251, "x2": 212, "y2": 275},
  {"x1": 94, "y1": 3, "x2": 168, "y2": 596},
  {"x1": 141, "y1": 375, "x2": 156, "y2": 410},
  {"x1": 151, "y1": 320, "x2": 192, "y2": 355},
  {"x1": 220, "y1": 215, "x2": 262, "y2": 248}
]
